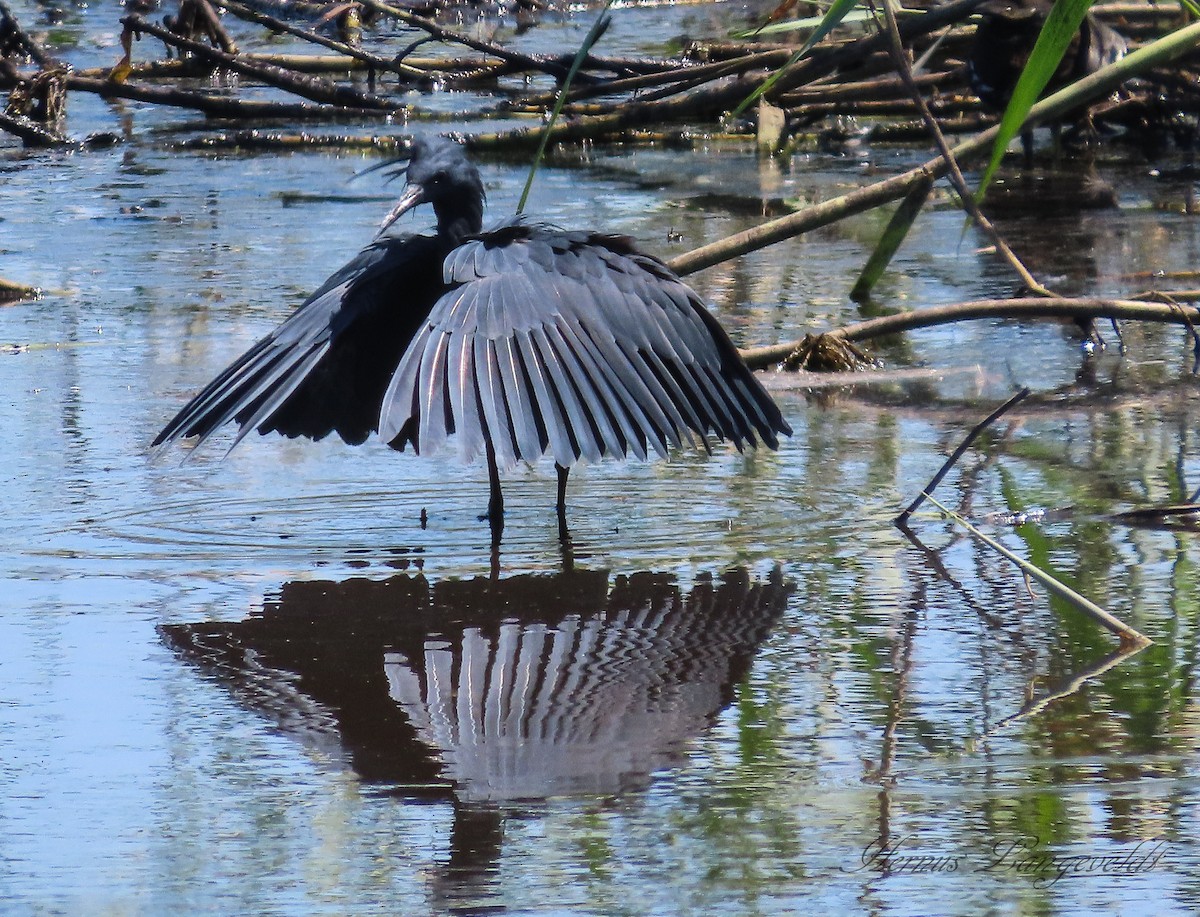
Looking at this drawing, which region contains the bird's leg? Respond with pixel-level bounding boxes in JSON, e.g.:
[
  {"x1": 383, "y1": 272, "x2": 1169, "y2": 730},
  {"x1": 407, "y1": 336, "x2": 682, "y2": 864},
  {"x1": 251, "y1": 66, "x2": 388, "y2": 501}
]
[
  {"x1": 481, "y1": 441, "x2": 505, "y2": 538},
  {"x1": 1020, "y1": 127, "x2": 1035, "y2": 170},
  {"x1": 489, "y1": 535, "x2": 501, "y2": 580},
  {"x1": 555, "y1": 464, "x2": 570, "y2": 543}
]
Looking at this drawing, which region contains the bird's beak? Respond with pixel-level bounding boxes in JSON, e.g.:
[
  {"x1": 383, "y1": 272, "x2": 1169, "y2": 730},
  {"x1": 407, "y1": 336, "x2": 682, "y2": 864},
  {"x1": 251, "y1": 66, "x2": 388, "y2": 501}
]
[{"x1": 379, "y1": 181, "x2": 426, "y2": 233}]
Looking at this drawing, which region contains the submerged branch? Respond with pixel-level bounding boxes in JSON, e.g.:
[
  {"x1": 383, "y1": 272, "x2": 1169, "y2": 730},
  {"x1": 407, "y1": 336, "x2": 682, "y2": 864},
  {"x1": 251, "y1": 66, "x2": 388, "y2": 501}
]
[
  {"x1": 63, "y1": 73, "x2": 395, "y2": 120},
  {"x1": 218, "y1": 0, "x2": 430, "y2": 82},
  {"x1": 741, "y1": 297, "x2": 1200, "y2": 368},
  {"x1": 122, "y1": 14, "x2": 398, "y2": 110},
  {"x1": 926, "y1": 495, "x2": 1152, "y2": 647}
]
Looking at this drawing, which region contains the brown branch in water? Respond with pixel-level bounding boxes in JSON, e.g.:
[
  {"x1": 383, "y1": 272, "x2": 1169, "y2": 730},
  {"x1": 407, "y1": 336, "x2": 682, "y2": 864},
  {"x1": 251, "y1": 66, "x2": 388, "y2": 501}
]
[
  {"x1": 358, "y1": 0, "x2": 579, "y2": 82},
  {"x1": 171, "y1": 0, "x2": 239, "y2": 55},
  {"x1": 70, "y1": 53, "x2": 506, "y2": 80},
  {"x1": 173, "y1": 129, "x2": 404, "y2": 151},
  {"x1": 672, "y1": 22, "x2": 1200, "y2": 277},
  {"x1": 740, "y1": 297, "x2": 1200, "y2": 369},
  {"x1": 0, "y1": 276, "x2": 40, "y2": 302},
  {"x1": 875, "y1": 0, "x2": 1049, "y2": 297},
  {"x1": 779, "y1": 68, "x2": 963, "y2": 105},
  {"x1": 0, "y1": 0, "x2": 56, "y2": 68},
  {"x1": 515, "y1": 50, "x2": 791, "y2": 111},
  {"x1": 525, "y1": 87, "x2": 984, "y2": 122},
  {"x1": 63, "y1": 72, "x2": 395, "y2": 120},
  {"x1": 0, "y1": 106, "x2": 68, "y2": 145},
  {"x1": 218, "y1": 0, "x2": 431, "y2": 82},
  {"x1": 897, "y1": 388, "x2": 1031, "y2": 526},
  {"x1": 465, "y1": 74, "x2": 768, "y2": 151},
  {"x1": 359, "y1": 0, "x2": 670, "y2": 81},
  {"x1": 472, "y1": 0, "x2": 989, "y2": 149},
  {"x1": 122, "y1": 14, "x2": 399, "y2": 110}
]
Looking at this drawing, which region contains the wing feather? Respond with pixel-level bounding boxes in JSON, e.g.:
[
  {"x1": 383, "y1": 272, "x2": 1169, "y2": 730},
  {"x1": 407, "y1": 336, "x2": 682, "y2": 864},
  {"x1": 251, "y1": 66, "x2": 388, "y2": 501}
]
[
  {"x1": 514, "y1": 330, "x2": 576, "y2": 467},
  {"x1": 378, "y1": 218, "x2": 790, "y2": 467},
  {"x1": 417, "y1": 329, "x2": 452, "y2": 456},
  {"x1": 494, "y1": 333, "x2": 544, "y2": 462},
  {"x1": 473, "y1": 335, "x2": 518, "y2": 469},
  {"x1": 156, "y1": 232, "x2": 445, "y2": 451},
  {"x1": 530, "y1": 325, "x2": 601, "y2": 464}
]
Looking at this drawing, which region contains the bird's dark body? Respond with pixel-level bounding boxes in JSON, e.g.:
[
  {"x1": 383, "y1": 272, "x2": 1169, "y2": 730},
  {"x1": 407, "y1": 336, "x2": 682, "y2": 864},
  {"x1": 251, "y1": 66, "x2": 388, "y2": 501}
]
[
  {"x1": 155, "y1": 137, "x2": 790, "y2": 531},
  {"x1": 968, "y1": 0, "x2": 1127, "y2": 112}
]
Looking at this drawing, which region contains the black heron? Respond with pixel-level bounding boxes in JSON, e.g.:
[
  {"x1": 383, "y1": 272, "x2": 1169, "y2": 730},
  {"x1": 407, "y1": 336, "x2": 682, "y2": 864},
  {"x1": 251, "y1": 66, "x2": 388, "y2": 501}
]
[
  {"x1": 154, "y1": 137, "x2": 791, "y2": 538},
  {"x1": 968, "y1": 0, "x2": 1127, "y2": 160}
]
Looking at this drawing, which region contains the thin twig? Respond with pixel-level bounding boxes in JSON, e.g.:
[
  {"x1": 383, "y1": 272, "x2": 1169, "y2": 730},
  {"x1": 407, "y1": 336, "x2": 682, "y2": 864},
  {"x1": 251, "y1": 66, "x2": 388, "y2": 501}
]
[
  {"x1": 897, "y1": 388, "x2": 1030, "y2": 526},
  {"x1": 925, "y1": 495, "x2": 1152, "y2": 647},
  {"x1": 875, "y1": 0, "x2": 1049, "y2": 296}
]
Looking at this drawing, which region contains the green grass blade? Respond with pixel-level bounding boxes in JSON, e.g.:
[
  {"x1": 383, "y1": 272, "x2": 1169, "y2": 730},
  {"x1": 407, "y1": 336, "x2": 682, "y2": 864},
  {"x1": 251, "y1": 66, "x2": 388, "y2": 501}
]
[
  {"x1": 850, "y1": 176, "x2": 931, "y2": 301},
  {"x1": 976, "y1": 0, "x2": 1096, "y2": 201},
  {"x1": 731, "y1": 0, "x2": 863, "y2": 119},
  {"x1": 517, "y1": 3, "x2": 613, "y2": 215},
  {"x1": 1180, "y1": 0, "x2": 1200, "y2": 18}
]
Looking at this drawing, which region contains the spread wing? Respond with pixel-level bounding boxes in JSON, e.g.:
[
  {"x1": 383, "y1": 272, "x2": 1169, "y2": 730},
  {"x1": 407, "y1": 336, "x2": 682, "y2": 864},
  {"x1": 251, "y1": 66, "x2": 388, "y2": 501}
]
[
  {"x1": 154, "y1": 232, "x2": 447, "y2": 453},
  {"x1": 378, "y1": 220, "x2": 791, "y2": 469}
]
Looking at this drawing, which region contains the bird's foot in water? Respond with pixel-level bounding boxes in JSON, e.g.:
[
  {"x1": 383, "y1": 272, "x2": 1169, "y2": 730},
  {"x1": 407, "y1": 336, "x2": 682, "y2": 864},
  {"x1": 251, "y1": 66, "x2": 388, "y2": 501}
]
[
  {"x1": 478, "y1": 502, "x2": 505, "y2": 543},
  {"x1": 477, "y1": 504, "x2": 504, "y2": 524}
]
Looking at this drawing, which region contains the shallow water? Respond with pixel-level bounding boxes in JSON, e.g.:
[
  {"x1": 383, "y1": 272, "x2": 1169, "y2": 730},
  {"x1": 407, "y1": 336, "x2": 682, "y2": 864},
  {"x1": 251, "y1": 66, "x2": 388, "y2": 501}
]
[{"x1": 4, "y1": 1, "x2": 1200, "y2": 914}]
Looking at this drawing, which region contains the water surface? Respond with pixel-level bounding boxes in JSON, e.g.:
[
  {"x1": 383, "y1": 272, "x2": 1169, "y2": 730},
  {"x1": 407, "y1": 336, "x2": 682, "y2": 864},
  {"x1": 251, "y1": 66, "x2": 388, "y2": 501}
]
[{"x1": 3, "y1": 1, "x2": 1200, "y2": 913}]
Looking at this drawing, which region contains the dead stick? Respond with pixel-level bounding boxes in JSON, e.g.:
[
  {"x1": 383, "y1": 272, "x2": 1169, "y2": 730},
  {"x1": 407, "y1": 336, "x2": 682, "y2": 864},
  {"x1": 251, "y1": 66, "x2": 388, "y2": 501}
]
[
  {"x1": 0, "y1": 109, "x2": 69, "y2": 146},
  {"x1": 65, "y1": 72, "x2": 393, "y2": 120},
  {"x1": 123, "y1": 14, "x2": 398, "y2": 110},
  {"x1": 192, "y1": 0, "x2": 238, "y2": 54},
  {"x1": 739, "y1": 297, "x2": 1200, "y2": 368},
  {"x1": 218, "y1": 0, "x2": 427, "y2": 81},
  {"x1": 359, "y1": 0, "x2": 576, "y2": 81},
  {"x1": 471, "y1": 0, "x2": 989, "y2": 146},
  {"x1": 897, "y1": 388, "x2": 1030, "y2": 526},
  {"x1": 0, "y1": 0, "x2": 54, "y2": 67},
  {"x1": 928, "y1": 494, "x2": 1152, "y2": 646}
]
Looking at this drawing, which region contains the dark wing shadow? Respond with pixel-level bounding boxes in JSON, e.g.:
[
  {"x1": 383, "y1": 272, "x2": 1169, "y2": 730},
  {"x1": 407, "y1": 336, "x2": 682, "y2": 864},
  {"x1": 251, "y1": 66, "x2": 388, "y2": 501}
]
[{"x1": 159, "y1": 566, "x2": 793, "y2": 801}]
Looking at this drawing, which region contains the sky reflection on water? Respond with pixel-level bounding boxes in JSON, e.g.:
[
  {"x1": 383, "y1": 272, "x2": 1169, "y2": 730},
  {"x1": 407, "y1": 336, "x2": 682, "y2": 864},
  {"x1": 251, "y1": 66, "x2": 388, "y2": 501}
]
[{"x1": 4, "y1": 1, "x2": 1200, "y2": 912}]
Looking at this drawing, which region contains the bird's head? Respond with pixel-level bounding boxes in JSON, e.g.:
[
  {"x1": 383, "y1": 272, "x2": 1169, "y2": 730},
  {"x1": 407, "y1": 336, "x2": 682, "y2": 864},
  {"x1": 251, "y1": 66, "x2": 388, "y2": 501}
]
[{"x1": 379, "y1": 136, "x2": 486, "y2": 241}]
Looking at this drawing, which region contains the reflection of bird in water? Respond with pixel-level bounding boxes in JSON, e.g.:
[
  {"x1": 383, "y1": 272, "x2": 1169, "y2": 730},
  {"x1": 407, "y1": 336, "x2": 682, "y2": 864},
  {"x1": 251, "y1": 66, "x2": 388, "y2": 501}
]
[
  {"x1": 159, "y1": 566, "x2": 790, "y2": 798},
  {"x1": 385, "y1": 568, "x2": 791, "y2": 801},
  {"x1": 160, "y1": 565, "x2": 789, "y2": 907},
  {"x1": 968, "y1": 0, "x2": 1128, "y2": 160},
  {"x1": 154, "y1": 137, "x2": 791, "y2": 539}
]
